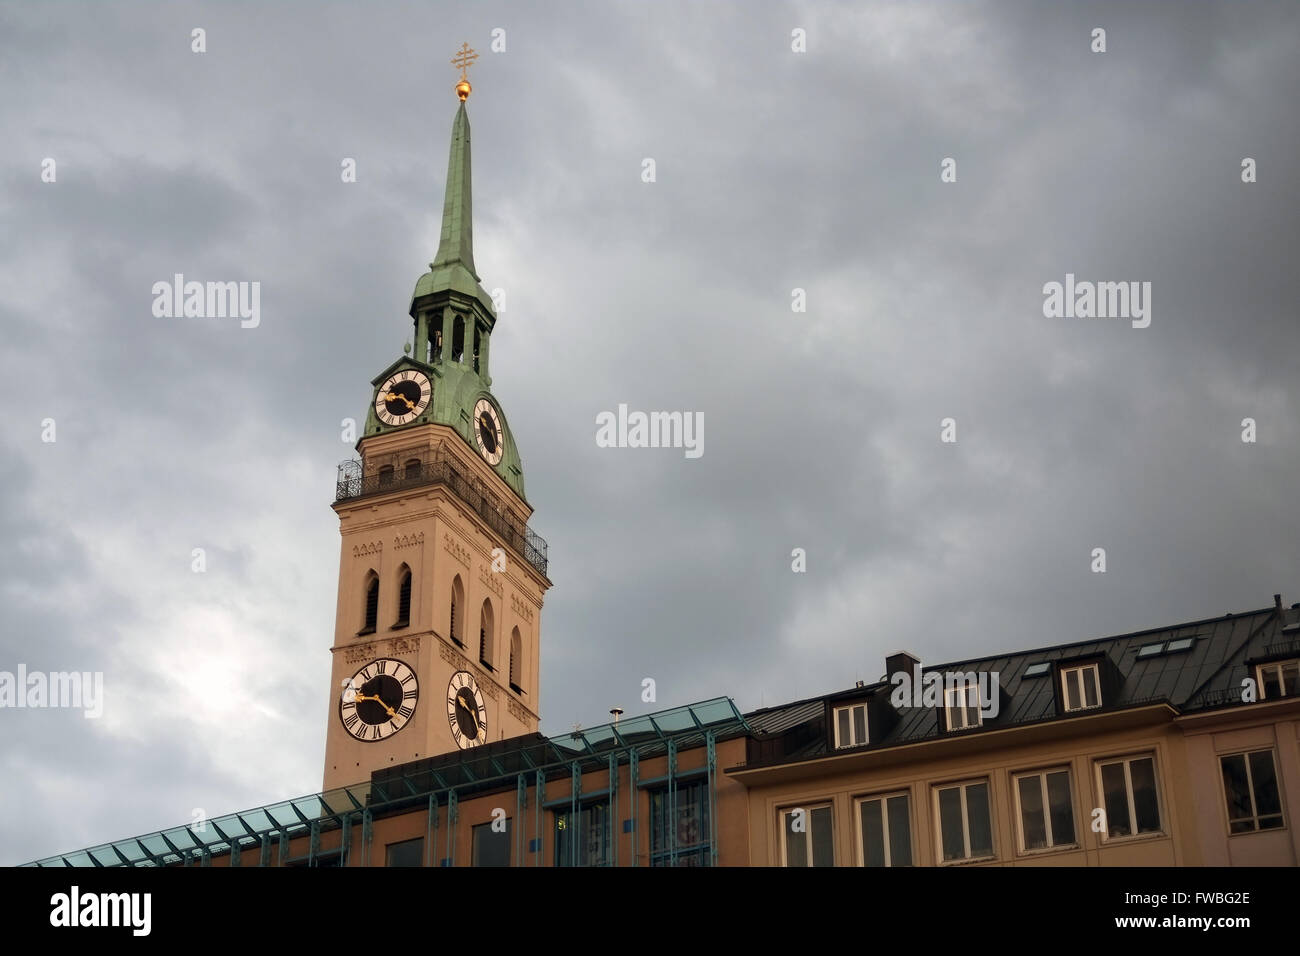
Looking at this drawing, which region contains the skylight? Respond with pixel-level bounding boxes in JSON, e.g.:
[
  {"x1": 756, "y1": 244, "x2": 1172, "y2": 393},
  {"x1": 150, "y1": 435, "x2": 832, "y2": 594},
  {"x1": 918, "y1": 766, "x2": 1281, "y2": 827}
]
[
  {"x1": 1136, "y1": 643, "x2": 1165, "y2": 658},
  {"x1": 1023, "y1": 662, "x2": 1051, "y2": 677},
  {"x1": 1165, "y1": 637, "x2": 1195, "y2": 653}
]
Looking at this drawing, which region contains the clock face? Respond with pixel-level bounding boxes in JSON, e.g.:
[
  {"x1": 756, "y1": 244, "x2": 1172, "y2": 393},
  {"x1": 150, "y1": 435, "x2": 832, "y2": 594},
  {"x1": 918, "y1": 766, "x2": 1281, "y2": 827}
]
[
  {"x1": 375, "y1": 369, "x2": 432, "y2": 426},
  {"x1": 446, "y1": 670, "x2": 488, "y2": 749},
  {"x1": 473, "y1": 398, "x2": 504, "y2": 465},
  {"x1": 339, "y1": 658, "x2": 418, "y2": 742}
]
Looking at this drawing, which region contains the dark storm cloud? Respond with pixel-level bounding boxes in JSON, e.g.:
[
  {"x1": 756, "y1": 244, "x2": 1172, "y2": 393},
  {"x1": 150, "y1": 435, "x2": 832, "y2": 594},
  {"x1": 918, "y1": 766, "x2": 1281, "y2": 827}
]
[{"x1": 0, "y1": 1, "x2": 1296, "y2": 864}]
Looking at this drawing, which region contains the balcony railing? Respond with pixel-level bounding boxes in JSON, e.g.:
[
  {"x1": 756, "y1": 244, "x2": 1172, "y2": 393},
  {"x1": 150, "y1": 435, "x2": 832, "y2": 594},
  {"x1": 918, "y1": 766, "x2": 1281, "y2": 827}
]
[{"x1": 335, "y1": 454, "x2": 548, "y2": 577}]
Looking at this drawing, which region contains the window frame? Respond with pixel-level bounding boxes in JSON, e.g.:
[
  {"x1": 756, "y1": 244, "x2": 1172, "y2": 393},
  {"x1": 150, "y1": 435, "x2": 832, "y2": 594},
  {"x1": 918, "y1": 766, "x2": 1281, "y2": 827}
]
[
  {"x1": 649, "y1": 779, "x2": 712, "y2": 866},
  {"x1": 1011, "y1": 767, "x2": 1078, "y2": 854},
  {"x1": 1094, "y1": 753, "x2": 1164, "y2": 843},
  {"x1": 554, "y1": 802, "x2": 611, "y2": 867},
  {"x1": 471, "y1": 818, "x2": 511, "y2": 867},
  {"x1": 1219, "y1": 748, "x2": 1286, "y2": 835},
  {"x1": 1060, "y1": 663, "x2": 1102, "y2": 713},
  {"x1": 943, "y1": 682, "x2": 982, "y2": 731},
  {"x1": 1255, "y1": 659, "x2": 1299, "y2": 700},
  {"x1": 832, "y1": 702, "x2": 869, "y2": 749},
  {"x1": 778, "y1": 803, "x2": 835, "y2": 867},
  {"x1": 932, "y1": 778, "x2": 996, "y2": 864},
  {"x1": 854, "y1": 790, "x2": 912, "y2": 867},
  {"x1": 384, "y1": 837, "x2": 424, "y2": 868}
]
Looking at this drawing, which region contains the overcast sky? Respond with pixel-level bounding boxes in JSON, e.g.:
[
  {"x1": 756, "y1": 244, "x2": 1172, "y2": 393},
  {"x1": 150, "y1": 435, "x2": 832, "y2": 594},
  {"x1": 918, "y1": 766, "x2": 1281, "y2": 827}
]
[{"x1": 1, "y1": 1, "x2": 1297, "y2": 865}]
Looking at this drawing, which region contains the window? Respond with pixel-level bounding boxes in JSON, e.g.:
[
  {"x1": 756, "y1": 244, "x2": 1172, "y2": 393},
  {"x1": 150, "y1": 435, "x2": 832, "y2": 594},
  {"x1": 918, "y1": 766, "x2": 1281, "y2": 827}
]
[
  {"x1": 449, "y1": 575, "x2": 464, "y2": 646},
  {"x1": 479, "y1": 598, "x2": 494, "y2": 669},
  {"x1": 1136, "y1": 642, "x2": 1164, "y2": 658},
  {"x1": 452, "y1": 315, "x2": 465, "y2": 363},
  {"x1": 833, "y1": 703, "x2": 868, "y2": 749},
  {"x1": 1023, "y1": 662, "x2": 1051, "y2": 677},
  {"x1": 1061, "y1": 664, "x2": 1101, "y2": 712},
  {"x1": 934, "y1": 779, "x2": 994, "y2": 862},
  {"x1": 856, "y1": 792, "x2": 911, "y2": 867},
  {"x1": 472, "y1": 820, "x2": 511, "y2": 866},
  {"x1": 555, "y1": 803, "x2": 609, "y2": 867},
  {"x1": 473, "y1": 326, "x2": 482, "y2": 373},
  {"x1": 650, "y1": 780, "x2": 711, "y2": 866},
  {"x1": 1256, "y1": 660, "x2": 1300, "y2": 700},
  {"x1": 1220, "y1": 750, "x2": 1284, "y2": 833},
  {"x1": 395, "y1": 566, "x2": 411, "y2": 628},
  {"x1": 403, "y1": 458, "x2": 421, "y2": 481},
  {"x1": 378, "y1": 464, "x2": 395, "y2": 487},
  {"x1": 385, "y1": 837, "x2": 423, "y2": 867},
  {"x1": 1014, "y1": 769, "x2": 1076, "y2": 852},
  {"x1": 780, "y1": 804, "x2": 833, "y2": 867},
  {"x1": 1096, "y1": 755, "x2": 1162, "y2": 840},
  {"x1": 1165, "y1": 637, "x2": 1195, "y2": 653},
  {"x1": 509, "y1": 627, "x2": 523, "y2": 692},
  {"x1": 360, "y1": 573, "x2": 378, "y2": 635},
  {"x1": 944, "y1": 681, "x2": 982, "y2": 730}
]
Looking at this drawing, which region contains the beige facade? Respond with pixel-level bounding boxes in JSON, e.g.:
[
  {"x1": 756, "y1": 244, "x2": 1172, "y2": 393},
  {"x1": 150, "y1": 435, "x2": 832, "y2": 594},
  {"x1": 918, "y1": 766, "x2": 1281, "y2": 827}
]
[
  {"x1": 322, "y1": 421, "x2": 550, "y2": 791},
  {"x1": 735, "y1": 699, "x2": 1300, "y2": 867}
]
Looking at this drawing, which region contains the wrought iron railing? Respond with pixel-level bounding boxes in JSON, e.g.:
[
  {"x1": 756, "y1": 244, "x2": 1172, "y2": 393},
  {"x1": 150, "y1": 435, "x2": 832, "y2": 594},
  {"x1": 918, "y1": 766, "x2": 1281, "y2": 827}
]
[{"x1": 334, "y1": 454, "x2": 548, "y2": 577}]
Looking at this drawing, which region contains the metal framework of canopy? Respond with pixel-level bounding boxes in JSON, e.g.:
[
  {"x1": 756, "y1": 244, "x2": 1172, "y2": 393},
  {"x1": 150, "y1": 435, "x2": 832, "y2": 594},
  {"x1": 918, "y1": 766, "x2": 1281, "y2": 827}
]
[{"x1": 24, "y1": 697, "x2": 751, "y2": 868}]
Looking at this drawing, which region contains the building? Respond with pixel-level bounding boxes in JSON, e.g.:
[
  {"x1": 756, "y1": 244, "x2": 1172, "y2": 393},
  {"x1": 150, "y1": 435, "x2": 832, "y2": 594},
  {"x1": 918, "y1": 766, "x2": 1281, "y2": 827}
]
[{"x1": 22, "y1": 56, "x2": 1300, "y2": 869}]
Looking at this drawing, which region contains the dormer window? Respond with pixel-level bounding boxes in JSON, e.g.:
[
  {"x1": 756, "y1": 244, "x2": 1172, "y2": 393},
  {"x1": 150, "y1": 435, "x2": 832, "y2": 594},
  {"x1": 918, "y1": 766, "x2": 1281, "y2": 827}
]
[
  {"x1": 944, "y1": 682, "x2": 982, "y2": 731},
  {"x1": 1256, "y1": 660, "x2": 1300, "y2": 700},
  {"x1": 1061, "y1": 663, "x2": 1102, "y2": 712},
  {"x1": 833, "y1": 703, "x2": 868, "y2": 749}
]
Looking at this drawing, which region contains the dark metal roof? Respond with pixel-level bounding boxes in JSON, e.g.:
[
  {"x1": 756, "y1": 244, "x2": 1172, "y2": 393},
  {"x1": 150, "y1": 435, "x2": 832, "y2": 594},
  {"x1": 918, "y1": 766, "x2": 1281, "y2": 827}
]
[{"x1": 740, "y1": 602, "x2": 1299, "y2": 766}]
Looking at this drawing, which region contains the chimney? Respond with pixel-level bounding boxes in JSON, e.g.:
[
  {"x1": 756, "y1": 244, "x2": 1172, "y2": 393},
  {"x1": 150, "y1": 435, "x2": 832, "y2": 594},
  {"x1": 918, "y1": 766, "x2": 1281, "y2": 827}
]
[
  {"x1": 1274, "y1": 593, "x2": 1283, "y2": 612},
  {"x1": 885, "y1": 650, "x2": 920, "y2": 684}
]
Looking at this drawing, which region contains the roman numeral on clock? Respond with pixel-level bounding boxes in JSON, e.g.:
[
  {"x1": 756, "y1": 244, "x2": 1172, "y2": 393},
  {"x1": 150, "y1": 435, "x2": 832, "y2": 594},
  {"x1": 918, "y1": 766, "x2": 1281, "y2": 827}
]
[
  {"x1": 375, "y1": 660, "x2": 386, "y2": 675},
  {"x1": 398, "y1": 705, "x2": 414, "y2": 719}
]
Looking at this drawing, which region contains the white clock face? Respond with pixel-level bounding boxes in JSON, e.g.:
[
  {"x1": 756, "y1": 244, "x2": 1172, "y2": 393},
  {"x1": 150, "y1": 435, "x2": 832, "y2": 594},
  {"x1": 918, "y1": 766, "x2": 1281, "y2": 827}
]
[
  {"x1": 473, "y1": 398, "x2": 504, "y2": 465},
  {"x1": 446, "y1": 670, "x2": 488, "y2": 749},
  {"x1": 375, "y1": 369, "x2": 432, "y2": 426},
  {"x1": 339, "y1": 658, "x2": 418, "y2": 742}
]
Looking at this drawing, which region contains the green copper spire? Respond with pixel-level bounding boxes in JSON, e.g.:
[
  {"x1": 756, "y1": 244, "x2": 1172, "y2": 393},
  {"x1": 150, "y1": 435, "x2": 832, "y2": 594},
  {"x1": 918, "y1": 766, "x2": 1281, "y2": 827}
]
[
  {"x1": 411, "y1": 100, "x2": 496, "y2": 316},
  {"x1": 430, "y1": 102, "x2": 478, "y2": 280}
]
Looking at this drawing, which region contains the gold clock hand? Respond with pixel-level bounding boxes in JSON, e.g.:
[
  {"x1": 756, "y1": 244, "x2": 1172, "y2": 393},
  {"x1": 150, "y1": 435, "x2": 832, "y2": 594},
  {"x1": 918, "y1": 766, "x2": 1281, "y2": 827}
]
[{"x1": 353, "y1": 692, "x2": 396, "y2": 717}]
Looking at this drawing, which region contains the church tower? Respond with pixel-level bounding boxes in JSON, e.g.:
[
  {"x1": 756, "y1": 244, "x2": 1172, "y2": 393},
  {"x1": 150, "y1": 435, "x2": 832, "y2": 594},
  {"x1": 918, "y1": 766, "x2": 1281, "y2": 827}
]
[{"x1": 323, "y1": 50, "x2": 550, "y2": 791}]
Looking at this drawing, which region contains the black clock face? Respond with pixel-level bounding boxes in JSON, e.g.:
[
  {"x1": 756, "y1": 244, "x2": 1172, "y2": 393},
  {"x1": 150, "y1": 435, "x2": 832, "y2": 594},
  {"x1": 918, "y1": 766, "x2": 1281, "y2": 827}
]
[
  {"x1": 340, "y1": 658, "x2": 418, "y2": 742},
  {"x1": 375, "y1": 370, "x2": 432, "y2": 426},
  {"x1": 385, "y1": 381, "x2": 422, "y2": 416},
  {"x1": 477, "y1": 412, "x2": 498, "y2": 454},
  {"x1": 454, "y1": 688, "x2": 479, "y2": 736},
  {"x1": 472, "y1": 398, "x2": 504, "y2": 465},
  {"x1": 446, "y1": 670, "x2": 487, "y2": 748}
]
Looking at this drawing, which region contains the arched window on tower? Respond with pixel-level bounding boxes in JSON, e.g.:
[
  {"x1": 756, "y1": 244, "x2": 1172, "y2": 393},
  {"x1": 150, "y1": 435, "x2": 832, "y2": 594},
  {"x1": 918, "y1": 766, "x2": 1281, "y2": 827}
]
[
  {"x1": 378, "y1": 465, "x2": 395, "y2": 488},
  {"x1": 452, "y1": 315, "x2": 465, "y2": 363},
  {"x1": 510, "y1": 627, "x2": 522, "y2": 693},
  {"x1": 480, "y1": 598, "x2": 495, "y2": 670},
  {"x1": 473, "y1": 326, "x2": 481, "y2": 373},
  {"x1": 395, "y1": 565, "x2": 411, "y2": 628},
  {"x1": 449, "y1": 575, "x2": 464, "y2": 646},
  {"x1": 404, "y1": 458, "x2": 421, "y2": 481},
  {"x1": 360, "y1": 571, "x2": 379, "y2": 635}
]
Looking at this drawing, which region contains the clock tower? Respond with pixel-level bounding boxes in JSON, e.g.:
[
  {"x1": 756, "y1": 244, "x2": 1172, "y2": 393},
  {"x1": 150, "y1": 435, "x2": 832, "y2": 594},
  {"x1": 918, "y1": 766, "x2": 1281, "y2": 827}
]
[{"x1": 322, "y1": 51, "x2": 550, "y2": 791}]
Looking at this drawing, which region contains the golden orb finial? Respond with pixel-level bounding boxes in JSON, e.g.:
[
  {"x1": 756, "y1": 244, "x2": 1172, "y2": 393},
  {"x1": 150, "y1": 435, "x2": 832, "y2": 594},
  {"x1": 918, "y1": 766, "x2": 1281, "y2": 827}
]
[{"x1": 451, "y1": 42, "x2": 478, "y2": 101}]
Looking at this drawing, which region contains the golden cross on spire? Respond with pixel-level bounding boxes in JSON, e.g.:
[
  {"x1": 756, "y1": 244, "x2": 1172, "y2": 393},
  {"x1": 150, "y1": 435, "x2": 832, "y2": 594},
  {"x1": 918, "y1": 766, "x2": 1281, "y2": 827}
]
[{"x1": 451, "y1": 42, "x2": 478, "y2": 100}]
